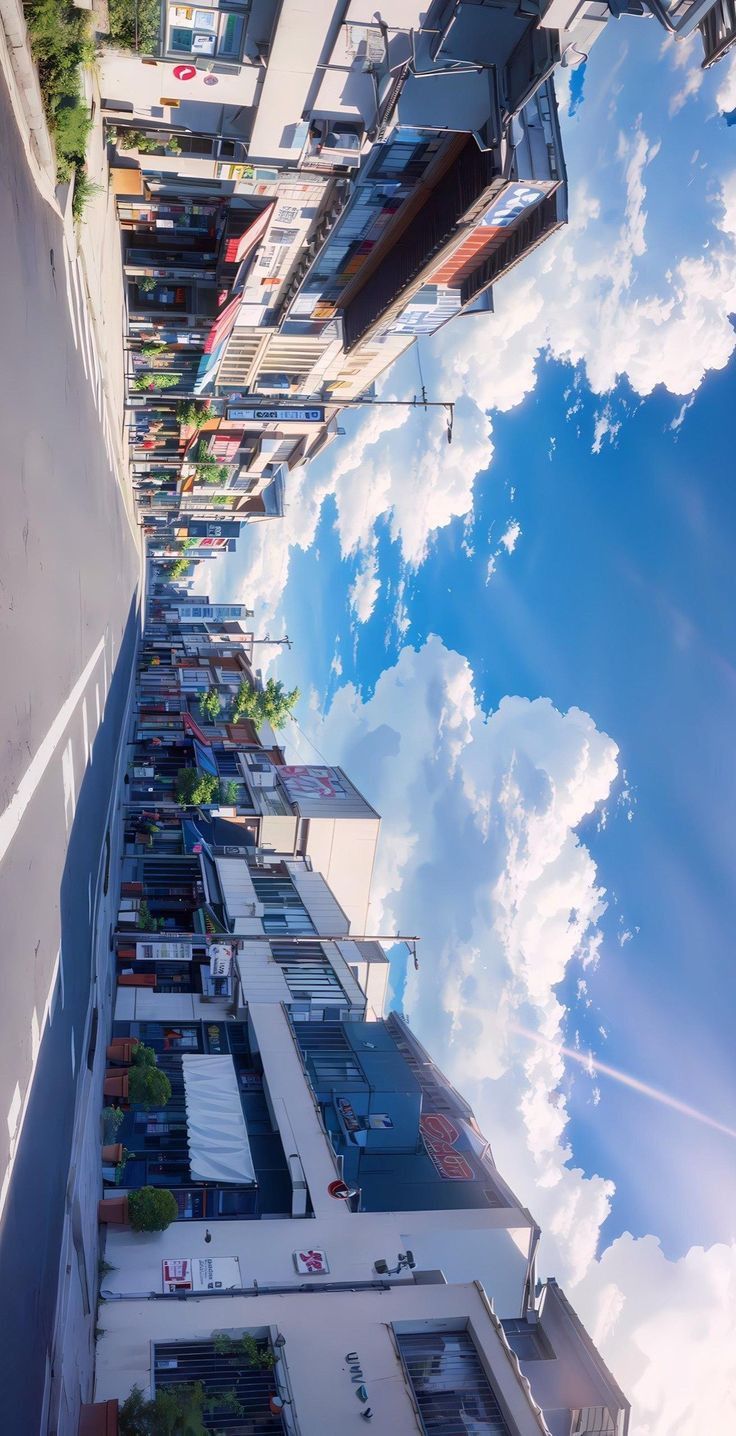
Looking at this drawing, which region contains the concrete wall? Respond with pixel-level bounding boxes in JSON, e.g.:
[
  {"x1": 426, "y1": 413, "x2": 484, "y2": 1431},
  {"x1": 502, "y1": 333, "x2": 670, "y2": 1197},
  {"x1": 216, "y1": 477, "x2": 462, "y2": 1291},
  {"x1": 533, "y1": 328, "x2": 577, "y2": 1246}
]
[
  {"x1": 102, "y1": 1204, "x2": 533, "y2": 1312},
  {"x1": 302, "y1": 816, "x2": 380, "y2": 933},
  {"x1": 100, "y1": 48, "x2": 260, "y2": 126},
  {"x1": 94, "y1": 1281, "x2": 546, "y2": 1435}
]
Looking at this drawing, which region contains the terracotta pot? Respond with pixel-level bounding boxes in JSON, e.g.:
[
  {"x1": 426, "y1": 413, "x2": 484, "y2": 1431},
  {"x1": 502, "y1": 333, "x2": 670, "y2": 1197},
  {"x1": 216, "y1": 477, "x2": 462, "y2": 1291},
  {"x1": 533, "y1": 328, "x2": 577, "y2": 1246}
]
[
  {"x1": 106, "y1": 1039, "x2": 136, "y2": 1065},
  {"x1": 102, "y1": 1144, "x2": 123, "y2": 1164},
  {"x1": 78, "y1": 1398, "x2": 119, "y2": 1436},
  {"x1": 117, "y1": 973, "x2": 156, "y2": 988},
  {"x1": 98, "y1": 1196, "x2": 129, "y2": 1226},
  {"x1": 103, "y1": 1070, "x2": 130, "y2": 1099}
]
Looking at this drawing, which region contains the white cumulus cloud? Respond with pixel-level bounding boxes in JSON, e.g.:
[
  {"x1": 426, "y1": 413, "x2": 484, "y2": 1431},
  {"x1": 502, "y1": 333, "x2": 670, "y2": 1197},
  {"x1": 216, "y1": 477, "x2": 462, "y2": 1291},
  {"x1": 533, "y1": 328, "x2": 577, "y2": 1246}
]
[{"x1": 301, "y1": 638, "x2": 736, "y2": 1433}]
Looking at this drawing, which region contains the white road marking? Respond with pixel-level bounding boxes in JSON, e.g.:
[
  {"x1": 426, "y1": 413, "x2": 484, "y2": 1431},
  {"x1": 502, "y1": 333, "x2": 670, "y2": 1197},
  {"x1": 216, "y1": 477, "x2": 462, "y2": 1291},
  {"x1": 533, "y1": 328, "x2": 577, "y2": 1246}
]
[
  {"x1": 82, "y1": 695, "x2": 90, "y2": 763},
  {"x1": 95, "y1": 683, "x2": 101, "y2": 726},
  {"x1": 88, "y1": 873, "x2": 93, "y2": 922},
  {"x1": 31, "y1": 1009, "x2": 40, "y2": 1064},
  {"x1": 62, "y1": 738, "x2": 76, "y2": 832},
  {"x1": 6, "y1": 1084, "x2": 21, "y2": 1141},
  {"x1": 70, "y1": 1028, "x2": 76, "y2": 1077},
  {"x1": 103, "y1": 653, "x2": 108, "y2": 696},
  {"x1": 45, "y1": 948, "x2": 61, "y2": 1030},
  {"x1": 0, "y1": 635, "x2": 105, "y2": 865}
]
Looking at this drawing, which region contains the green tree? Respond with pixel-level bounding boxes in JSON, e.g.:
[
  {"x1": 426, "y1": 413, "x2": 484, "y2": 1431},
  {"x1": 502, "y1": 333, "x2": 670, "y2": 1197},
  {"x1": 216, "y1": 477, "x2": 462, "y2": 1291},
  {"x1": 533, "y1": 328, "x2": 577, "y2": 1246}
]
[
  {"x1": 232, "y1": 677, "x2": 300, "y2": 730},
  {"x1": 167, "y1": 558, "x2": 189, "y2": 579},
  {"x1": 175, "y1": 768, "x2": 220, "y2": 806},
  {"x1": 191, "y1": 439, "x2": 229, "y2": 486},
  {"x1": 133, "y1": 371, "x2": 179, "y2": 392},
  {"x1": 219, "y1": 780, "x2": 239, "y2": 805},
  {"x1": 177, "y1": 400, "x2": 210, "y2": 429},
  {"x1": 198, "y1": 689, "x2": 221, "y2": 721}
]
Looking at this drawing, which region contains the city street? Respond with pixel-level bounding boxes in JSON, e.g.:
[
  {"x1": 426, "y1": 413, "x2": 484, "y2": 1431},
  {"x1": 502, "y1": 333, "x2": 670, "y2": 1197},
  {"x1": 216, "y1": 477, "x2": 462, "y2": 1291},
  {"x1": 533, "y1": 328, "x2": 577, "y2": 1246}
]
[{"x1": 0, "y1": 73, "x2": 140, "y2": 1430}]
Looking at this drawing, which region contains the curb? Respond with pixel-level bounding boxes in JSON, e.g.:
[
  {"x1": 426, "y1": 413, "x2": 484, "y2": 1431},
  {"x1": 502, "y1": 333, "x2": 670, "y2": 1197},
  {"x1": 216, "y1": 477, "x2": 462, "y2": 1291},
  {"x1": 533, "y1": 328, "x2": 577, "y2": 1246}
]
[{"x1": 0, "y1": 0, "x2": 56, "y2": 191}]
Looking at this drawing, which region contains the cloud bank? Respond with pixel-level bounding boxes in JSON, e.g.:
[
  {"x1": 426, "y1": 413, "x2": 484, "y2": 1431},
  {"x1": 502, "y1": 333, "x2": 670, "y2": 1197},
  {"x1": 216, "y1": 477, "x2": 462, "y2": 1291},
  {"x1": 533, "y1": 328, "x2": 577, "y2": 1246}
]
[{"x1": 301, "y1": 636, "x2": 736, "y2": 1436}]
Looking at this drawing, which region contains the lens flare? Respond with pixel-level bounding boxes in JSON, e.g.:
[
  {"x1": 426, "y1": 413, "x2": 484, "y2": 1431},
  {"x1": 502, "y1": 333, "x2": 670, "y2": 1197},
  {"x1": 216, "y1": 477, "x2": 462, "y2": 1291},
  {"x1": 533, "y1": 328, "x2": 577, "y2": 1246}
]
[{"x1": 510, "y1": 1022, "x2": 736, "y2": 1141}]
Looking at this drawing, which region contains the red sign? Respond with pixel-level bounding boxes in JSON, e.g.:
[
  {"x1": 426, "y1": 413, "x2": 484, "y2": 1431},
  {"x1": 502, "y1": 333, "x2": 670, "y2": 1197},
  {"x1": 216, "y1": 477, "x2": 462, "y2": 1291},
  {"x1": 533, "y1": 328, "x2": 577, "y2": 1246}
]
[
  {"x1": 277, "y1": 765, "x2": 346, "y2": 803},
  {"x1": 173, "y1": 63, "x2": 197, "y2": 81},
  {"x1": 420, "y1": 1113, "x2": 474, "y2": 1181}
]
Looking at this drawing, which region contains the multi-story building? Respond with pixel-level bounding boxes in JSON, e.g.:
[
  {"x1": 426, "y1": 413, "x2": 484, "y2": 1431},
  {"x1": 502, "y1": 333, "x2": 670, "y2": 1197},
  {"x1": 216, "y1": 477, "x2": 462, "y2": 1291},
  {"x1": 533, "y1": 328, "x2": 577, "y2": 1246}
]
[
  {"x1": 105, "y1": 0, "x2": 734, "y2": 554},
  {"x1": 81, "y1": 571, "x2": 630, "y2": 1434}
]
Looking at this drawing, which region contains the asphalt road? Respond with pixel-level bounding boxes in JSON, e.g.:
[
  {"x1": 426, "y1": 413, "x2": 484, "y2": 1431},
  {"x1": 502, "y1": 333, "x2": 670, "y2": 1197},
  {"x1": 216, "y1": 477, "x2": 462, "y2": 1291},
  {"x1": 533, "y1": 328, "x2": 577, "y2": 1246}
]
[{"x1": 0, "y1": 76, "x2": 140, "y2": 1431}]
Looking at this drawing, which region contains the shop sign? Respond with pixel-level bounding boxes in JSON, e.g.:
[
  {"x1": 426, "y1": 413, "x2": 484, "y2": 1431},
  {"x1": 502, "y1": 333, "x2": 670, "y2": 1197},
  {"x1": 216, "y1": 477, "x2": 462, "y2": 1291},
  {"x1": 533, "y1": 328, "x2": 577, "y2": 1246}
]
[
  {"x1": 136, "y1": 940, "x2": 193, "y2": 962},
  {"x1": 276, "y1": 764, "x2": 347, "y2": 804},
  {"x1": 293, "y1": 1248, "x2": 329, "y2": 1274},
  {"x1": 479, "y1": 182, "x2": 549, "y2": 230},
  {"x1": 420, "y1": 1112, "x2": 475, "y2": 1181},
  {"x1": 226, "y1": 406, "x2": 324, "y2": 424},
  {"x1": 162, "y1": 1256, "x2": 241, "y2": 1293},
  {"x1": 209, "y1": 943, "x2": 233, "y2": 977},
  {"x1": 336, "y1": 1097, "x2": 360, "y2": 1133}
]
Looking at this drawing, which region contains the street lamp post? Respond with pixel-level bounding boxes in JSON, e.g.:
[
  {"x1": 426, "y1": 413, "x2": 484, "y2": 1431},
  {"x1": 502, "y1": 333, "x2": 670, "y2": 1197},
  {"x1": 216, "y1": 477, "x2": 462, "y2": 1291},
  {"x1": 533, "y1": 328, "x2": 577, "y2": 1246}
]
[{"x1": 334, "y1": 393, "x2": 455, "y2": 444}]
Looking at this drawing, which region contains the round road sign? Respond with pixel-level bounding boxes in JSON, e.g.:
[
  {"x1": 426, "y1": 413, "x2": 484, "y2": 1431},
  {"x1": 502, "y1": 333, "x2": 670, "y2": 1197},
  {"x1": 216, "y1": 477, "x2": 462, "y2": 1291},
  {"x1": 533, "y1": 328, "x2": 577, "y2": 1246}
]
[{"x1": 173, "y1": 63, "x2": 197, "y2": 81}]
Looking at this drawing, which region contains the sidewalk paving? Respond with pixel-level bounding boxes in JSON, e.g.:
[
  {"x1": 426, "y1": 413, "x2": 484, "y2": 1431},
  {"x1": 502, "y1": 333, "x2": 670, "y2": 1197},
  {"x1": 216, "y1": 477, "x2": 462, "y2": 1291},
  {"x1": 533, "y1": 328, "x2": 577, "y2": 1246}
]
[
  {"x1": 0, "y1": 10, "x2": 142, "y2": 1433},
  {"x1": 45, "y1": 627, "x2": 142, "y2": 1436}
]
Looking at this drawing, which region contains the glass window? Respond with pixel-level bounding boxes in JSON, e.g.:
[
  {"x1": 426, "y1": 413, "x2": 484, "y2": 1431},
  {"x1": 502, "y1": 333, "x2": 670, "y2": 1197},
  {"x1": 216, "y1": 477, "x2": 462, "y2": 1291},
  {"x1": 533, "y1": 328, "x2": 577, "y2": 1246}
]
[{"x1": 396, "y1": 1330, "x2": 511, "y2": 1435}]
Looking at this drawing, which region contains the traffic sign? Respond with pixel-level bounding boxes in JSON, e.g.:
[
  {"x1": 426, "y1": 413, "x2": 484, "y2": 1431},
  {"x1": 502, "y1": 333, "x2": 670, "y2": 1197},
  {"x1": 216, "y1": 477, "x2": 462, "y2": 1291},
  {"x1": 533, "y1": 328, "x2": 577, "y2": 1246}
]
[{"x1": 173, "y1": 63, "x2": 197, "y2": 81}]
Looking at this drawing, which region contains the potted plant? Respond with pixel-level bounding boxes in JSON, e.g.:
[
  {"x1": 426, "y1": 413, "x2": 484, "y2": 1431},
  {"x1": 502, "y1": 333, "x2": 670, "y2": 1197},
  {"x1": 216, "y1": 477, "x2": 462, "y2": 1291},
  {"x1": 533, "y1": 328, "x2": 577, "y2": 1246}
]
[
  {"x1": 119, "y1": 1382, "x2": 238, "y2": 1435},
  {"x1": 131, "y1": 1043, "x2": 157, "y2": 1068},
  {"x1": 106, "y1": 1037, "x2": 140, "y2": 1065},
  {"x1": 97, "y1": 1193, "x2": 129, "y2": 1225},
  {"x1": 102, "y1": 1106, "x2": 125, "y2": 1143},
  {"x1": 128, "y1": 1065, "x2": 172, "y2": 1110},
  {"x1": 103, "y1": 1070, "x2": 129, "y2": 1100},
  {"x1": 102, "y1": 1142, "x2": 124, "y2": 1165},
  {"x1": 128, "y1": 1187, "x2": 179, "y2": 1232}
]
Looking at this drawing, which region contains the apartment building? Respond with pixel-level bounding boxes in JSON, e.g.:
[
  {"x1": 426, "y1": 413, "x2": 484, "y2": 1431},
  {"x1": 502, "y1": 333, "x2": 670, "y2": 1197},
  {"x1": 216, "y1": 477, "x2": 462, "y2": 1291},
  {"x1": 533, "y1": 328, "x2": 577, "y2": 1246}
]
[
  {"x1": 93, "y1": 1003, "x2": 629, "y2": 1435},
  {"x1": 78, "y1": 572, "x2": 630, "y2": 1434}
]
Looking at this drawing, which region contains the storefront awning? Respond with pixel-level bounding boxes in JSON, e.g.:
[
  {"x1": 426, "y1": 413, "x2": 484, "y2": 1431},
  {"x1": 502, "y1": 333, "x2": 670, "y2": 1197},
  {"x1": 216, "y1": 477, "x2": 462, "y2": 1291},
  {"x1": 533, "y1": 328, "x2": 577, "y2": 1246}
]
[
  {"x1": 193, "y1": 738, "x2": 218, "y2": 776},
  {"x1": 182, "y1": 1054, "x2": 256, "y2": 1185}
]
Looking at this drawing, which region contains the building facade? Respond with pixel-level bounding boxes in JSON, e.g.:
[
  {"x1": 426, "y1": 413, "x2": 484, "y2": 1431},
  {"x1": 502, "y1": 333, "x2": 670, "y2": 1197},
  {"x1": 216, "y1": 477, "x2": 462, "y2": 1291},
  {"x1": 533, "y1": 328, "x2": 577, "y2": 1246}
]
[{"x1": 84, "y1": 567, "x2": 630, "y2": 1436}]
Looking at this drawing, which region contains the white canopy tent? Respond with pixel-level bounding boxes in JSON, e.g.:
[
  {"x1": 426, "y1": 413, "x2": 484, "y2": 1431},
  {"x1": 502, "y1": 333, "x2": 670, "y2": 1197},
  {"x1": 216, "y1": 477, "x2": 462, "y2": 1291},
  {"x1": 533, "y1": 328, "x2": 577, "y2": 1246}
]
[{"x1": 181, "y1": 1054, "x2": 256, "y2": 1185}]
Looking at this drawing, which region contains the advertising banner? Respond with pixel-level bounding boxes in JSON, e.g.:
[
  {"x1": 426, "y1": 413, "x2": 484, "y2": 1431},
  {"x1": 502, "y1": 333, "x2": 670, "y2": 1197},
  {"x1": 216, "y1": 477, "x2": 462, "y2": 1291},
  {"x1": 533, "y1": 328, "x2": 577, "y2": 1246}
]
[{"x1": 276, "y1": 764, "x2": 347, "y2": 804}]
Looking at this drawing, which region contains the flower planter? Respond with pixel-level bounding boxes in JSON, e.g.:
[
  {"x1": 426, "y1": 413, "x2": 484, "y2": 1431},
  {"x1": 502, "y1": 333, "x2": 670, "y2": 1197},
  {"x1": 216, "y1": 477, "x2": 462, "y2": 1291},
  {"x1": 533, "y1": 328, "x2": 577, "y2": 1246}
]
[
  {"x1": 103, "y1": 1070, "x2": 129, "y2": 1099},
  {"x1": 97, "y1": 1196, "x2": 129, "y2": 1225},
  {"x1": 102, "y1": 1144, "x2": 124, "y2": 1164},
  {"x1": 106, "y1": 1039, "x2": 137, "y2": 1065},
  {"x1": 78, "y1": 1398, "x2": 119, "y2": 1435}
]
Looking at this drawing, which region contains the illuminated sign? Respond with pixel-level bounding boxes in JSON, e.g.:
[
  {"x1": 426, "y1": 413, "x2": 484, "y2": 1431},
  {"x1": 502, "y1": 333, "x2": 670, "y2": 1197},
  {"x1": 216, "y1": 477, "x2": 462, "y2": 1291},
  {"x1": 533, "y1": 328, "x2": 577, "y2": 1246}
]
[
  {"x1": 479, "y1": 182, "x2": 549, "y2": 229},
  {"x1": 419, "y1": 1112, "x2": 475, "y2": 1180},
  {"x1": 226, "y1": 406, "x2": 324, "y2": 424}
]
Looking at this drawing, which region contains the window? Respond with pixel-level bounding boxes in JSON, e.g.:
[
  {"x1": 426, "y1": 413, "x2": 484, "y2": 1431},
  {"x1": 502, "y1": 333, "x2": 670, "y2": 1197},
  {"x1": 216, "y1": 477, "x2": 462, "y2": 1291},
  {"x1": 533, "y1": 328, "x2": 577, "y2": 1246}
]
[
  {"x1": 500, "y1": 1319, "x2": 553, "y2": 1362},
  {"x1": 295, "y1": 1022, "x2": 363, "y2": 1084},
  {"x1": 271, "y1": 941, "x2": 346, "y2": 1005},
  {"x1": 154, "y1": 1337, "x2": 284, "y2": 1431},
  {"x1": 396, "y1": 1330, "x2": 512, "y2": 1435}
]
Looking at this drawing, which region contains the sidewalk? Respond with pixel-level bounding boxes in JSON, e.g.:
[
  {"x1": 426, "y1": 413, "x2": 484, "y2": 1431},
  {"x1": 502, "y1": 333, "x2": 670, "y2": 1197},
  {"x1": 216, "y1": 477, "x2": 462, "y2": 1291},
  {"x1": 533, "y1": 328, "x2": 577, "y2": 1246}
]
[
  {"x1": 45, "y1": 575, "x2": 145, "y2": 1436},
  {"x1": 0, "y1": 0, "x2": 134, "y2": 534},
  {"x1": 76, "y1": 61, "x2": 133, "y2": 522}
]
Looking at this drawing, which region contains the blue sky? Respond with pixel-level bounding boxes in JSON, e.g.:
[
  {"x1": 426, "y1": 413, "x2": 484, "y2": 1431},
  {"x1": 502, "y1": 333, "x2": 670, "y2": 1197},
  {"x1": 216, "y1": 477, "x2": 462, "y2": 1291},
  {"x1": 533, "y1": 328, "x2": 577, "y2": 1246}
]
[{"x1": 211, "y1": 25, "x2": 736, "y2": 1431}]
